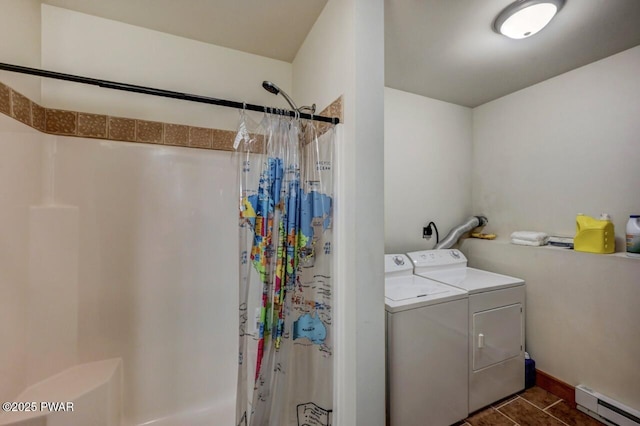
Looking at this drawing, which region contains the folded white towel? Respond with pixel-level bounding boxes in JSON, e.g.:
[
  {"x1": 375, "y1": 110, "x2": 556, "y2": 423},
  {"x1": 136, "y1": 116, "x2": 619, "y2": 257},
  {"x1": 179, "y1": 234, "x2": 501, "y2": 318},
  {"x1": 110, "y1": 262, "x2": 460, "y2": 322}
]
[
  {"x1": 510, "y1": 231, "x2": 549, "y2": 243},
  {"x1": 511, "y1": 238, "x2": 548, "y2": 246}
]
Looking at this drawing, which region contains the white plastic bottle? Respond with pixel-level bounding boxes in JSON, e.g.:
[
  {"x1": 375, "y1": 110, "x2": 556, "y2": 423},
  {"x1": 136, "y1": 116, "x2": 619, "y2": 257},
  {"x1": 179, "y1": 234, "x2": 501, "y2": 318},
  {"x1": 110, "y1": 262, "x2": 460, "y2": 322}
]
[{"x1": 627, "y1": 215, "x2": 640, "y2": 258}]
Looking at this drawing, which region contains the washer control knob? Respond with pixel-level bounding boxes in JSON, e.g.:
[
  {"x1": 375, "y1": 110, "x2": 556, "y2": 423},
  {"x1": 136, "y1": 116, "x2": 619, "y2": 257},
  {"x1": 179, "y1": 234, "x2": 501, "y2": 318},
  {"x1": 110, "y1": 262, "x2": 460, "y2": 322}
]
[
  {"x1": 451, "y1": 250, "x2": 460, "y2": 259},
  {"x1": 393, "y1": 255, "x2": 405, "y2": 266}
]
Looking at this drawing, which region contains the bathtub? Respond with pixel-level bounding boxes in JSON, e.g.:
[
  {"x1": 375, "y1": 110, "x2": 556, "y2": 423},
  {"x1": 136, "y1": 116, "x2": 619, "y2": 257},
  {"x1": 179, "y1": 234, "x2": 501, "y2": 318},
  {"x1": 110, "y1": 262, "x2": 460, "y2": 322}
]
[
  {"x1": 0, "y1": 359, "x2": 236, "y2": 426},
  {"x1": 0, "y1": 359, "x2": 122, "y2": 426},
  {"x1": 135, "y1": 400, "x2": 235, "y2": 426}
]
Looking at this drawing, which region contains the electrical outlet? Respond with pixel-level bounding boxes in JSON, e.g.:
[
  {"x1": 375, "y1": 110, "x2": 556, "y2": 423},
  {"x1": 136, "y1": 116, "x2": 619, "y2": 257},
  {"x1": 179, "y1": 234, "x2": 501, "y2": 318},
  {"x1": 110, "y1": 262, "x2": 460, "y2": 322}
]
[{"x1": 423, "y1": 226, "x2": 432, "y2": 239}]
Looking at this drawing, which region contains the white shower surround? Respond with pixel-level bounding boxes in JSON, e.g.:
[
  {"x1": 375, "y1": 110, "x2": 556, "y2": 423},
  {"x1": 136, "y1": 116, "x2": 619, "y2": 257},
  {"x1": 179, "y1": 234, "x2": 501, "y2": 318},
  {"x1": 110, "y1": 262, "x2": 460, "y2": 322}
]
[{"x1": 0, "y1": 114, "x2": 240, "y2": 424}]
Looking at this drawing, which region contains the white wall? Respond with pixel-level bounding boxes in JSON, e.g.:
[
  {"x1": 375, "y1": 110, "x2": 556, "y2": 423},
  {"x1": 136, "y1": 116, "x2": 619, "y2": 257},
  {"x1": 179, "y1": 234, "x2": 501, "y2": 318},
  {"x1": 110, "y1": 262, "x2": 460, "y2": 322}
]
[
  {"x1": 0, "y1": 115, "x2": 43, "y2": 403},
  {"x1": 41, "y1": 4, "x2": 292, "y2": 130},
  {"x1": 384, "y1": 87, "x2": 472, "y2": 253},
  {"x1": 469, "y1": 46, "x2": 640, "y2": 409},
  {"x1": 294, "y1": 0, "x2": 386, "y2": 424},
  {"x1": 0, "y1": 0, "x2": 41, "y2": 101},
  {"x1": 473, "y1": 45, "x2": 640, "y2": 243}
]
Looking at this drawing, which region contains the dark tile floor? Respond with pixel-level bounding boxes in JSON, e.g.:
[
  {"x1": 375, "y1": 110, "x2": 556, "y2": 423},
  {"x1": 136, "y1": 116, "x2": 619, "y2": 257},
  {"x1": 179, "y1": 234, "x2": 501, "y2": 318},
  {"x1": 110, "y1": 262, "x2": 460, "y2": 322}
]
[{"x1": 459, "y1": 386, "x2": 605, "y2": 426}]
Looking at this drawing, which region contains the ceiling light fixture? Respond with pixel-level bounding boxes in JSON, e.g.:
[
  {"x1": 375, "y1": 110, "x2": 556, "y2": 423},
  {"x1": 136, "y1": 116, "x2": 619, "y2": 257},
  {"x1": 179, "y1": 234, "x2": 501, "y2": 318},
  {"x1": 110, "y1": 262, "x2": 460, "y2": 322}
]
[{"x1": 493, "y1": 0, "x2": 565, "y2": 39}]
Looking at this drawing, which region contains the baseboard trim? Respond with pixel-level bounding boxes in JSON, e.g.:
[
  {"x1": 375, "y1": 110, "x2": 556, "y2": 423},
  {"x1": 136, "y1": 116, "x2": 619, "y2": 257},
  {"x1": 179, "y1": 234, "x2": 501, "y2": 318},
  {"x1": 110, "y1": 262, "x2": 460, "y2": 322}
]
[{"x1": 536, "y1": 369, "x2": 576, "y2": 408}]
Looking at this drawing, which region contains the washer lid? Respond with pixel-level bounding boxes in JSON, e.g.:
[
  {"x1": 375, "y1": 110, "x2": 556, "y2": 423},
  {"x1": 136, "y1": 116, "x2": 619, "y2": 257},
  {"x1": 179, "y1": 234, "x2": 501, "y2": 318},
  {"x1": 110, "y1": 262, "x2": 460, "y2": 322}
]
[
  {"x1": 386, "y1": 276, "x2": 450, "y2": 301},
  {"x1": 419, "y1": 267, "x2": 524, "y2": 294},
  {"x1": 385, "y1": 275, "x2": 467, "y2": 312}
]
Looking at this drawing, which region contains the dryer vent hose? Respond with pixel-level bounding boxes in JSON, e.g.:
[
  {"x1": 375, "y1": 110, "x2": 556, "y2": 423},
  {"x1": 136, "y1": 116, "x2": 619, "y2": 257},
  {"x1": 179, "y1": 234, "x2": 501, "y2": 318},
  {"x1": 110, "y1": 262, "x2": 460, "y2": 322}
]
[{"x1": 435, "y1": 216, "x2": 488, "y2": 249}]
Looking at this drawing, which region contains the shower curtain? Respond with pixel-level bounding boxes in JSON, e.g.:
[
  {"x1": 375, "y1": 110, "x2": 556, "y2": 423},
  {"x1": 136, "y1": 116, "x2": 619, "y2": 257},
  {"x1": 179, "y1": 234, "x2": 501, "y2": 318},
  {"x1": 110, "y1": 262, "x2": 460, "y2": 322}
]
[{"x1": 235, "y1": 111, "x2": 335, "y2": 426}]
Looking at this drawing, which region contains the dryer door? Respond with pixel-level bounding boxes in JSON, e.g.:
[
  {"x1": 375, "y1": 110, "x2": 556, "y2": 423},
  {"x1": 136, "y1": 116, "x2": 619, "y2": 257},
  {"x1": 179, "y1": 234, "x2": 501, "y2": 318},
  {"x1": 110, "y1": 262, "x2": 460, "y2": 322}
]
[{"x1": 473, "y1": 303, "x2": 522, "y2": 371}]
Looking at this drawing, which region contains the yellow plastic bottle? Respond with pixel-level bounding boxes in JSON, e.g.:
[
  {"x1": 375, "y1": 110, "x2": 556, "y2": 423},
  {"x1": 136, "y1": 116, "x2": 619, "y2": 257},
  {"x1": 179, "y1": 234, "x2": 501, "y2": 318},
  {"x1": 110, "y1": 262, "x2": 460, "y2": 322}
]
[{"x1": 574, "y1": 214, "x2": 615, "y2": 254}]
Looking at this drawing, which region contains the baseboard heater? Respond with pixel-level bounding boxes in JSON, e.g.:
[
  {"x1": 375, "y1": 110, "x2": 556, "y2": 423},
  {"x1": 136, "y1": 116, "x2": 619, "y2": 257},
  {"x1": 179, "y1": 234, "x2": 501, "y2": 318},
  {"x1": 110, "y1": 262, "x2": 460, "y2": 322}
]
[{"x1": 576, "y1": 385, "x2": 640, "y2": 426}]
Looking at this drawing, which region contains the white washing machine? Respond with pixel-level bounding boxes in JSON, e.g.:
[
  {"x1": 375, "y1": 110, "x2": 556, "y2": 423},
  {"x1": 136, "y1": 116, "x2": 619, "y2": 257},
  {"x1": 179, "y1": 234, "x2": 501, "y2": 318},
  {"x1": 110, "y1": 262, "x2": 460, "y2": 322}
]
[
  {"x1": 385, "y1": 254, "x2": 468, "y2": 426},
  {"x1": 407, "y1": 249, "x2": 525, "y2": 414}
]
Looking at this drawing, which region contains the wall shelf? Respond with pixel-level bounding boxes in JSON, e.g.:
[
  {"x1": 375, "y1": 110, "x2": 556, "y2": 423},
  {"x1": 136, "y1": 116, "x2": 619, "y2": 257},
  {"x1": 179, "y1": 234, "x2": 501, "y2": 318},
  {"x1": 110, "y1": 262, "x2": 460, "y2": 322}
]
[{"x1": 463, "y1": 238, "x2": 640, "y2": 261}]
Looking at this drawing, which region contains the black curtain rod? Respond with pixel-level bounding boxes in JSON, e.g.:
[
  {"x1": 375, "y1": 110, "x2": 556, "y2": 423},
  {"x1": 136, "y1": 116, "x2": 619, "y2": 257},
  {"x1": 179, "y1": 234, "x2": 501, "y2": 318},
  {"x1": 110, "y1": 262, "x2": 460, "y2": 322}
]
[{"x1": 0, "y1": 62, "x2": 339, "y2": 125}]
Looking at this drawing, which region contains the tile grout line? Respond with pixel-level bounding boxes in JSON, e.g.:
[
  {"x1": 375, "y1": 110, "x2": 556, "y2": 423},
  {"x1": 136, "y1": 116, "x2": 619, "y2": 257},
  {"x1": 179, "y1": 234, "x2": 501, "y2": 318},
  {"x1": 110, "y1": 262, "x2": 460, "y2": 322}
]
[
  {"x1": 542, "y1": 403, "x2": 573, "y2": 426},
  {"x1": 494, "y1": 396, "x2": 519, "y2": 424},
  {"x1": 520, "y1": 395, "x2": 562, "y2": 411},
  {"x1": 547, "y1": 411, "x2": 572, "y2": 426},
  {"x1": 516, "y1": 396, "x2": 546, "y2": 410},
  {"x1": 470, "y1": 388, "x2": 585, "y2": 426},
  {"x1": 495, "y1": 396, "x2": 518, "y2": 409},
  {"x1": 494, "y1": 403, "x2": 519, "y2": 425},
  {"x1": 544, "y1": 398, "x2": 565, "y2": 411},
  {"x1": 516, "y1": 396, "x2": 572, "y2": 426}
]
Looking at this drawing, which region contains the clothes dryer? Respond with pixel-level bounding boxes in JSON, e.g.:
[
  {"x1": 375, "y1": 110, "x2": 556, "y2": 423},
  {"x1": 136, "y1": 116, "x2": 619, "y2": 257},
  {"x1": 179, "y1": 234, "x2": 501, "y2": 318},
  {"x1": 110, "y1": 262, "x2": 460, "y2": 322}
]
[{"x1": 407, "y1": 249, "x2": 526, "y2": 413}]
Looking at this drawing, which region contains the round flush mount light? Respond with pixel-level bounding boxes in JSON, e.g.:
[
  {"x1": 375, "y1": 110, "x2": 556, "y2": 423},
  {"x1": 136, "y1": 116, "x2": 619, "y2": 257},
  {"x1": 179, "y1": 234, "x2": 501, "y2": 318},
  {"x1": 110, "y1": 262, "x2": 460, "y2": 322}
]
[{"x1": 493, "y1": 0, "x2": 565, "y2": 39}]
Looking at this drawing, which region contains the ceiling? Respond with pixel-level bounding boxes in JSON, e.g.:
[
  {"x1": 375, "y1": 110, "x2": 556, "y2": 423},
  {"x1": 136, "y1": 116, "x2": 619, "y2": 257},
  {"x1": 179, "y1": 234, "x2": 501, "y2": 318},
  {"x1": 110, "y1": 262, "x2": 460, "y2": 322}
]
[
  {"x1": 41, "y1": 0, "x2": 640, "y2": 108},
  {"x1": 40, "y1": 0, "x2": 328, "y2": 63},
  {"x1": 385, "y1": 0, "x2": 640, "y2": 107}
]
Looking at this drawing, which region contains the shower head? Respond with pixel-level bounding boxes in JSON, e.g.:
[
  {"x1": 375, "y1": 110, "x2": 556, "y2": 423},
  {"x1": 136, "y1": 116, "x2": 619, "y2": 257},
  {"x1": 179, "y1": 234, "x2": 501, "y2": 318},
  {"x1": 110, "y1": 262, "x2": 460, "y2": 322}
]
[
  {"x1": 262, "y1": 80, "x2": 298, "y2": 111},
  {"x1": 262, "y1": 80, "x2": 316, "y2": 115},
  {"x1": 262, "y1": 81, "x2": 280, "y2": 95}
]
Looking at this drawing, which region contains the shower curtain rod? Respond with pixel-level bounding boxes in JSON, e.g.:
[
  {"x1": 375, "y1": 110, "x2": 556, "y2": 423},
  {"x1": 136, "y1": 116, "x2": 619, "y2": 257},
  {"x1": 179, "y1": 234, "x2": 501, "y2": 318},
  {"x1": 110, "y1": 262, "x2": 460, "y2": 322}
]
[{"x1": 0, "y1": 62, "x2": 339, "y2": 125}]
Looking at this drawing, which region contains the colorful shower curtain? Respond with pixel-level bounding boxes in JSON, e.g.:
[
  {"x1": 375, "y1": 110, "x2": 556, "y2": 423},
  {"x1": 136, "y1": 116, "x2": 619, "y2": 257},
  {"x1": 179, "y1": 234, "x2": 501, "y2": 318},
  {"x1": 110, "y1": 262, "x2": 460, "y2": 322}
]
[{"x1": 235, "y1": 111, "x2": 334, "y2": 426}]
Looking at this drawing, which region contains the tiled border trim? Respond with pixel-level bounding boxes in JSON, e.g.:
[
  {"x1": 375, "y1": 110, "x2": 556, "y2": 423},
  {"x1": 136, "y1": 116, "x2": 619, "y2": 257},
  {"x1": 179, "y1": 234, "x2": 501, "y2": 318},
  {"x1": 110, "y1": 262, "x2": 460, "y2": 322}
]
[
  {"x1": 536, "y1": 369, "x2": 576, "y2": 408},
  {"x1": 0, "y1": 80, "x2": 342, "y2": 152},
  {"x1": 315, "y1": 95, "x2": 343, "y2": 137}
]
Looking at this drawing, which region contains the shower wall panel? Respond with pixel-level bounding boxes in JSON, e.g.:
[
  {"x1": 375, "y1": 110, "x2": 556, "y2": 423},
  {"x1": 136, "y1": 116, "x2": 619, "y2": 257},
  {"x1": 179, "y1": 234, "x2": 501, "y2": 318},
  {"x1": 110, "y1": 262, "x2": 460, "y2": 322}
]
[
  {"x1": 0, "y1": 114, "x2": 239, "y2": 424},
  {"x1": 0, "y1": 115, "x2": 44, "y2": 402},
  {"x1": 50, "y1": 135, "x2": 239, "y2": 425}
]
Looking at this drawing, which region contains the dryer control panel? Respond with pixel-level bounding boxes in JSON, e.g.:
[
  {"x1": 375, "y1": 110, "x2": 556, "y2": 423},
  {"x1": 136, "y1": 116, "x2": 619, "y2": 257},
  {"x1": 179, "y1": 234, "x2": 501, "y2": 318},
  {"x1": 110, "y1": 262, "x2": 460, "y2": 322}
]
[{"x1": 407, "y1": 249, "x2": 468, "y2": 272}]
